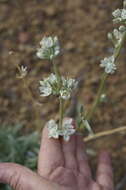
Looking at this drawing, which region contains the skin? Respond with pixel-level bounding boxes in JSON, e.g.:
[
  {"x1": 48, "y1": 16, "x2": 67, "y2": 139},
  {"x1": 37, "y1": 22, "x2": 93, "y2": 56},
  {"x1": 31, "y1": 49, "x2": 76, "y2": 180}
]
[{"x1": 0, "y1": 122, "x2": 114, "y2": 190}]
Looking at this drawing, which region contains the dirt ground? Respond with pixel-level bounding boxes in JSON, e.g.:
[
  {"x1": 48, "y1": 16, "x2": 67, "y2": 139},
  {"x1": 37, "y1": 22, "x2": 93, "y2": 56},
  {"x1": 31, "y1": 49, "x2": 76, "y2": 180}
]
[{"x1": 0, "y1": 0, "x2": 126, "y2": 187}]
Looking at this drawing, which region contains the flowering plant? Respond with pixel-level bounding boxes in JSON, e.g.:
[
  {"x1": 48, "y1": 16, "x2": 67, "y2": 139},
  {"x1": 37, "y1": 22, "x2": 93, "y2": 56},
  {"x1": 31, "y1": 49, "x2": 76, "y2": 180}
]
[
  {"x1": 17, "y1": 1, "x2": 126, "y2": 141},
  {"x1": 37, "y1": 1, "x2": 126, "y2": 140},
  {"x1": 36, "y1": 36, "x2": 78, "y2": 141}
]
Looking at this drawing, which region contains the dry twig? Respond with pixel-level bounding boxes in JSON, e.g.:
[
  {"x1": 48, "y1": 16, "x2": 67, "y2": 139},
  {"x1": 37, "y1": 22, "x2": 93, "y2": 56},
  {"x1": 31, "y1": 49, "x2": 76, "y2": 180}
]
[{"x1": 84, "y1": 126, "x2": 126, "y2": 142}]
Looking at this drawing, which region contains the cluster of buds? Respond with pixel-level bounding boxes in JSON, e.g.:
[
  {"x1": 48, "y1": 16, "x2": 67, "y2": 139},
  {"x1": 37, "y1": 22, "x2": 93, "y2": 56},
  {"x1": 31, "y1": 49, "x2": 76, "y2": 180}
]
[
  {"x1": 39, "y1": 73, "x2": 78, "y2": 100},
  {"x1": 112, "y1": 0, "x2": 126, "y2": 24},
  {"x1": 112, "y1": 8, "x2": 126, "y2": 24},
  {"x1": 100, "y1": 94, "x2": 107, "y2": 103},
  {"x1": 108, "y1": 26, "x2": 126, "y2": 48},
  {"x1": 46, "y1": 118, "x2": 76, "y2": 141},
  {"x1": 36, "y1": 36, "x2": 60, "y2": 60}
]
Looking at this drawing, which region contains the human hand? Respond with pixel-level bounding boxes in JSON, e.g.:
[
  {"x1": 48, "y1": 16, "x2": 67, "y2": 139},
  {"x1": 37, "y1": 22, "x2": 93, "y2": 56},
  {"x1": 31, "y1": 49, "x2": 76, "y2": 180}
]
[{"x1": 0, "y1": 121, "x2": 114, "y2": 190}]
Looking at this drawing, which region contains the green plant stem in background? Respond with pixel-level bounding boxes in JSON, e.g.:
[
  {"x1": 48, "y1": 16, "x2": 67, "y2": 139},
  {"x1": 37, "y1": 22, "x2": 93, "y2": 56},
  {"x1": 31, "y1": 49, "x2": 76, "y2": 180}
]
[
  {"x1": 86, "y1": 31, "x2": 126, "y2": 121},
  {"x1": 86, "y1": 72, "x2": 107, "y2": 121}
]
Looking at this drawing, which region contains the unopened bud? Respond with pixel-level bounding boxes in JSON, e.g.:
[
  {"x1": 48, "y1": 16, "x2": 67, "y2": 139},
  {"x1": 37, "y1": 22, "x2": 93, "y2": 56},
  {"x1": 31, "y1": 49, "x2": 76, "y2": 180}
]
[{"x1": 107, "y1": 32, "x2": 113, "y2": 40}]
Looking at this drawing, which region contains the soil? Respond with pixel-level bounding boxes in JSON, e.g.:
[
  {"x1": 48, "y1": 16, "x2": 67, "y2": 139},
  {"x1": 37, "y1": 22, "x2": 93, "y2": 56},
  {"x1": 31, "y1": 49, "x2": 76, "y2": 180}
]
[{"x1": 0, "y1": 0, "x2": 126, "y2": 187}]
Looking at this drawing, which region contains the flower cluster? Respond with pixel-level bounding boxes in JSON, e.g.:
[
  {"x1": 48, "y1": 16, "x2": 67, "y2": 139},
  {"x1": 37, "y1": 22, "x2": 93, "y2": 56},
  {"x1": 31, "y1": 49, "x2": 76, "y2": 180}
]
[
  {"x1": 112, "y1": 8, "x2": 126, "y2": 24},
  {"x1": 100, "y1": 56, "x2": 116, "y2": 74},
  {"x1": 36, "y1": 36, "x2": 60, "y2": 60},
  {"x1": 113, "y1": 28, "x2": 124, "y2": 46},
  {"x1": 39, "y1": 74, "x2": 57, "y2": 97},
  {"x1": 39, "y1": 74, "x2": 78, "y2": 99},
  {"x1": 108, "y1": 26, "x2": 126, "y2": 48},
  {"x1": 46, "y1": 118, "x2": 76, "y2": 141}
]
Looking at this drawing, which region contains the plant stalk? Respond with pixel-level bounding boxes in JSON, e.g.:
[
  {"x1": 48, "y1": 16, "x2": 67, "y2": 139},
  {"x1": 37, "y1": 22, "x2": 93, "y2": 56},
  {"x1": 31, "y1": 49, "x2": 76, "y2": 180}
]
[
  {"x1": 59, "y1": 98, "x2": 64, "y2": 129},
  {"x1": 86, "y1": 31, "x2": 126, "y2": 121},
  {"x1": 53, "y1": 62, "x2": 62, "y2": 86},
  {"x1": 52, "y1": 61, "x2": 64, "y2": 129}
]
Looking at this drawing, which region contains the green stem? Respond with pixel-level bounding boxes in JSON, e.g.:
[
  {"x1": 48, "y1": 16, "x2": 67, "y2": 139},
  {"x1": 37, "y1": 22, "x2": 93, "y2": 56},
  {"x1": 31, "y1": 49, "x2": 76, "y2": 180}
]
[
  {"x1": 114, "y1": 31, "x2": 126, "y2": 61},
  {"x1": 86, "y1": 72, "x2": 107, "y2": 120},
  {"x1": 52, "y1": 61, "x2": 64, "y2": 129},
  {"x1": 86, "y1": 31, "x2": 126, "y2": 121},
  {"x1": 53, "y1": 62, "x2": 62, "y2": 86},
  {"x1": 59, "y1": 98, "x2": 64, "y2": 129}
]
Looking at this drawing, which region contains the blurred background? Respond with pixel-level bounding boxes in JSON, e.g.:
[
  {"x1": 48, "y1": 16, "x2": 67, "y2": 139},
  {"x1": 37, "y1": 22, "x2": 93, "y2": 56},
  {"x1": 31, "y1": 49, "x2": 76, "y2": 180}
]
[{"x1": 0, "y1": 0, "x2": 126, "y2": 189}]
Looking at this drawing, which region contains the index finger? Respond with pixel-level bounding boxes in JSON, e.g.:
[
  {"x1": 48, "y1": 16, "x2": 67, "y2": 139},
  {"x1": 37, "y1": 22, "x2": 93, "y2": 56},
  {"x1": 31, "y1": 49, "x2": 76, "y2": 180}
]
[
  {"x1": 76, "y1": 135, "x2": 92, "y2": 177},
  {"x1": 38, "y1": 127, "x2": 64, "y2": 178}
]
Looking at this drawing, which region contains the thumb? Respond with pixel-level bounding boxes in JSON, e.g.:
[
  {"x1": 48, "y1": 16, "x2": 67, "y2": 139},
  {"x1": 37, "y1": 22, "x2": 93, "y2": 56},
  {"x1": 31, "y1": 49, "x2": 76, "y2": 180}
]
[{"x1": 0, "y1": 163, "x2": 44, "y2": 190}]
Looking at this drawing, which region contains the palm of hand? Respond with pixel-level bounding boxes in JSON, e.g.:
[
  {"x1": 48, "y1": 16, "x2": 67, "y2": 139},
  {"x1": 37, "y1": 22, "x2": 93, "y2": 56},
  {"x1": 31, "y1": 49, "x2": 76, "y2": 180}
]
[{"x1": 0, "y1": 127, "x2": 113, "y2": 190}]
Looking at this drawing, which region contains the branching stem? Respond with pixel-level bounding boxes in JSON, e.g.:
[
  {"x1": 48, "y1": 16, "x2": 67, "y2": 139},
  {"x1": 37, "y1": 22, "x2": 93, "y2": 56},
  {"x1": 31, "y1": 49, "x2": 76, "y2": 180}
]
[{"x1": 86, "y1": 31, "x2": 126, "y2": 121}]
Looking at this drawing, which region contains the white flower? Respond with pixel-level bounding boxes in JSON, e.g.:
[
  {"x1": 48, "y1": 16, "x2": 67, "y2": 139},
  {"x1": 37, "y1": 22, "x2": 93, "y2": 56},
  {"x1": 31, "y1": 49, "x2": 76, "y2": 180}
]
[
  {"x1": 53, "y1": 36, "x2": 60, "y2": 56},
  {"x1": 58, "y1": 118, "x2": 76, "y2": 141},
  {"x1": 113, "y1": 28, "x2": 123, "y2": 47},
  {"x1": 39, "y1": 74, "x2": 78, "y2": 99},
  {"x1": 17, "y1": 65, "x2": 27, "y2": 79},
  {"x1": 112, "y1": 8, "x2": 126, "y2": 23},
  {"x1": 39, "y1": 80, "x2": 52, "y2": 96},
  {"x1": 60, "y1": 78, "x2": 78, "y2": 100},
  {"x1": 60, "y1": 89, "x2": 71, "y2": 100},
  {"x1": 100, "y1": 56, "x2": 116, "y2": 74},
  {"x1": 60, "y1": 118, "x2": 76, "y2": 141},
  {"x1": 36, "y1": 36, "x2": 60, "y2": 60},
  {"x1": 119, "y1": 25, "x2": 126, "y2": 32},
  {"x1": 48, "y1": 73, "x2": 57, "y2": 83},
  {"x1": 40, "y1": 37, "x2": 54, "y2": 48},
  {"x1": 67, "y1": 78, "x2": 78, "y2": 89},
  {"x1": 107, "y1": 32, "x2": 113, "y2": 41},
  {"x1": 21, "y1": 65, "x2": 27, "y2": 77},
  {"x1": 105, "y1": 62, "x2": 116, "y2": 74},
  {"x1": 62, "y1": 78, "x2": 78, "y2": 89},
  {"x1": 113, "y1": 29, "x2": 122, "y2": 40},
  {"x1": 112, "y1": 9, "x2": 121, "y2": 18},
  {"x1": 108, "y1": 27, "x2": 126, "y2": 47},
  {"x1": 121, "y1": 9, "x2": 126, "y2": 19},
  {"x1": 39, "y1": 74, "x2": 58, "y2": 97},
  {"x1": 36, "y1": 48, "x2": 48, "y2": 59},
  {"x1": 46, "y1": 120, "x2": 59, "y2": 139},
  {"x1": 46, "y1": 118, "x2": 76, "y2": 141}
]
